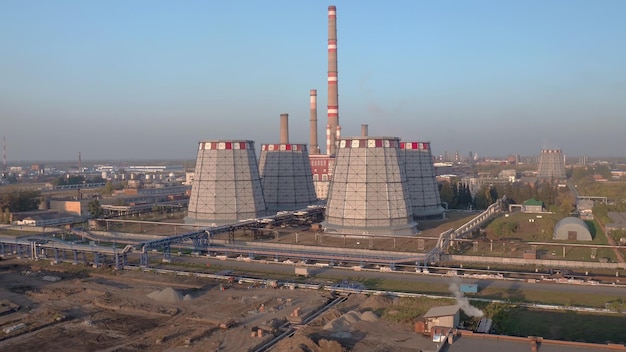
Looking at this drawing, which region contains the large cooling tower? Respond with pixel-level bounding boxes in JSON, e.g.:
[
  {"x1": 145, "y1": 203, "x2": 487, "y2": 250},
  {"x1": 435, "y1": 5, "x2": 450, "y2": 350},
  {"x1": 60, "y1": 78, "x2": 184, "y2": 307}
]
[
  {"x1": 259, "y1": 143, "x2": 318, "y2": 213},
  {"x1": 537, "y1": 149, "x2": 566, "y2": 179},
  {"x1": 185, "y1": 140, "x2": 266, "y2": 226},
  {"x1": 400, "y1": 142, "x2": 445, "y2": 220},
  {"x1": 323, "y1": 137, "x2": 417, "y2": 236}
]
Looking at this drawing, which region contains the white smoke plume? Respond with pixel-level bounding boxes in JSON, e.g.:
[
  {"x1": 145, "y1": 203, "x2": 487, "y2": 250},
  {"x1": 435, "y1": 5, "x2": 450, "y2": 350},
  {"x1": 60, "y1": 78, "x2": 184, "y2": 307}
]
[{"x1": 448, "y1": 281, "x2": 484, "y2": 317}]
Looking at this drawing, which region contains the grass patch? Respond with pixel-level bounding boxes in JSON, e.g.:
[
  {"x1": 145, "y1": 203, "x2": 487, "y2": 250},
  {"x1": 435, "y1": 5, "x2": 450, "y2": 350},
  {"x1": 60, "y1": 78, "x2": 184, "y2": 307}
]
[
  {"x1": 381, "y1": 296, "x2": 456, "y2": 324},
  {"x1": 476, "y1": 286, "x2": 623, "y2": 308},
  {"x1": 500, "y1": 307, "x2": 626, "y2": 344}
]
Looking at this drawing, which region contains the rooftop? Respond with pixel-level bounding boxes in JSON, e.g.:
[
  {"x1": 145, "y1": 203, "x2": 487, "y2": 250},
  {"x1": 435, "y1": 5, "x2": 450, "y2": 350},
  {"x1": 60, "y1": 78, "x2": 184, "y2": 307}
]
[{"x1": 424, "y1": 304, "x2": 461, "y2": 318}]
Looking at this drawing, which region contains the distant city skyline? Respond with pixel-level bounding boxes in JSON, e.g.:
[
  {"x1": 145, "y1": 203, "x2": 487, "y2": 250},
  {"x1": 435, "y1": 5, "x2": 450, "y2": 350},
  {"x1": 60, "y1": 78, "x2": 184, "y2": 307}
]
[{"x1": 1, "y1": 0, "x2": 625, "y2": 161}]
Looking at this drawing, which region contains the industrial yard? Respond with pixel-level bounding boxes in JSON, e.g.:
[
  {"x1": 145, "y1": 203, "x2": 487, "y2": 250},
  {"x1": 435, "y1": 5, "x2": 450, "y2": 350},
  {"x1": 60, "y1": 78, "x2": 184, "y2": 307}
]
[{"x1": 0, "y1": 258, "x2": 442, "y2": 352}]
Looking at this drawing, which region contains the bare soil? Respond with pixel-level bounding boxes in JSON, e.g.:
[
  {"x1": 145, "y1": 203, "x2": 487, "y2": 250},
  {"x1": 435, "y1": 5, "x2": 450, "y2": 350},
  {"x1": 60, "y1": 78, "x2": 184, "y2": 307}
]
[{"x1": 0, "y1": 258, "x2": 438, "y2": 352}]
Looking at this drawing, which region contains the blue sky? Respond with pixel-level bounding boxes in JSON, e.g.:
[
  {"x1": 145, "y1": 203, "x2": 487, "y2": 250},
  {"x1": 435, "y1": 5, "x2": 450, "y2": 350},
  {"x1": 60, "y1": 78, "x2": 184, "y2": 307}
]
[{"x1": 1, "y1": 0, "x2": 625, "y2": 161}]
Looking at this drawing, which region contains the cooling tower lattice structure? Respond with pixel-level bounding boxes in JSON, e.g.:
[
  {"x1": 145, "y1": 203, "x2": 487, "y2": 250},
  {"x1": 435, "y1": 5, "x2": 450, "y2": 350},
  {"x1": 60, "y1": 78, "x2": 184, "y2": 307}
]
[
  {"x1": 185, "y1": 140, "x2": 266, "y2": 226},
  {"x1": 400, "y1": 142, "x2": 445, "y2": 220},
  {"x1": 323, "y1": 137, "x2": 417, "y2": 236},
  {"x1": 259, "y1": 143, "x2": 318, "y2": 214},
  {"x1": 537, "y1": 149, "x2": 566, "y2": 179}
]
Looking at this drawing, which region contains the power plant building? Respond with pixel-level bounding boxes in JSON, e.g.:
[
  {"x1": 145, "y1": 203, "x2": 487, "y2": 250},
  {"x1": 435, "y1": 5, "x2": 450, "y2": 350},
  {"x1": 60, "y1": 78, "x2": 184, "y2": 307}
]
[
  {"x1": 537, "y1": 149, "x2": 566, "y2": 179},
  {"x1": 323, "y1": 137, "x2": 418, "y2": 236},
  {"x1": 400, "y1": 142, "x2": 445, "y2": 220},
  {"x1": 185, "y1": 140, "x2": 266, "y2": 226}
]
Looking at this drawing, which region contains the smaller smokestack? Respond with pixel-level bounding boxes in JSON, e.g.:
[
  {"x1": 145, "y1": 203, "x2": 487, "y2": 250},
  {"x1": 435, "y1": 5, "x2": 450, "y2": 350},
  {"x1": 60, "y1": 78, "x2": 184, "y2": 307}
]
[
  {"x1": 361, "y1": 124, "x2": 368, "y2": 137},
  {"x1": 336, "y1": 125, "x2": 341, "y2": 142},
  {"x1": 280, "y1": 113, "x2": 289, "y2": 144},
  {"x1": 309, "y1": 89, "x2": 319, "y2": 154},
  {"x1": 326, "y1": 124, "x2": 331, "y2": 156}
]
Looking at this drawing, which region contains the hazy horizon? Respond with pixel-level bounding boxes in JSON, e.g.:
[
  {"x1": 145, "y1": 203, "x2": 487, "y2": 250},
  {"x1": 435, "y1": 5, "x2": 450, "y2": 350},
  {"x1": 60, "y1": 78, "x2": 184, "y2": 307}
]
[{"x1": 2, "y1": 0, "x2": 625, "y2": 161}]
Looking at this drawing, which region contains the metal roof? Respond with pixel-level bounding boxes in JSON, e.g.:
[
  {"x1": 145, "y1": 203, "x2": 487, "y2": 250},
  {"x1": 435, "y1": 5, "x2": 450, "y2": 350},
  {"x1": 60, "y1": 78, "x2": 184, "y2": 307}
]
[{"x1": 424, "y1": 304, "x2": 461, "y2": 318}]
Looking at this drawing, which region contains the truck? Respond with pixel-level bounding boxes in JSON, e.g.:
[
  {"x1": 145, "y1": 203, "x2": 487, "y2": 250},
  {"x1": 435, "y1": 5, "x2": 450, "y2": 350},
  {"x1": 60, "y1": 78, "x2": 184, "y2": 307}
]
[{"x1": 295, "y1": 267, "x2": 310, "y2": 277}]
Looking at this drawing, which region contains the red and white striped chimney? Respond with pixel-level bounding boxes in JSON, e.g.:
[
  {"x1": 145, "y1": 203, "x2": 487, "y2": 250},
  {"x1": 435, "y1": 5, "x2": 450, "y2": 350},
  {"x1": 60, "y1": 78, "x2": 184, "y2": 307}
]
[
  {"x1": 309, "y1": 89, "x2": 319, "y2": 154},
  {"x1": 327, "y1": 5, "x2": 339, "y2": 156},
  {"x1": 335, "y1": 125, "x2": 341, "y2": 144},
  {"x1": 326, "y1": 124, "x2": 331, "y2": 155}
]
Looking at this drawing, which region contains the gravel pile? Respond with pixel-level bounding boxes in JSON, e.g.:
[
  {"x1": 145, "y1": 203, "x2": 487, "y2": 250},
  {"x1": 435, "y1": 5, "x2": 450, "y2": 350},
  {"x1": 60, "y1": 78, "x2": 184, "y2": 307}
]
[
  {"x1": 147, "y1": 287, "x2": 184, "y2": 303},
  {"x1": 323, "y1": 310, "x2": 379, "y2": 331}
]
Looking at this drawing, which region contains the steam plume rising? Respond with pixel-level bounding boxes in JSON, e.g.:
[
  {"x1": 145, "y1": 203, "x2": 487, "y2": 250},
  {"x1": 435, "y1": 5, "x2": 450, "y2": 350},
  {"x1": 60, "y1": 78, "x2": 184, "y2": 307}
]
[{"x1": 448, "y1": 280, "x2": 483, "y2": 317}]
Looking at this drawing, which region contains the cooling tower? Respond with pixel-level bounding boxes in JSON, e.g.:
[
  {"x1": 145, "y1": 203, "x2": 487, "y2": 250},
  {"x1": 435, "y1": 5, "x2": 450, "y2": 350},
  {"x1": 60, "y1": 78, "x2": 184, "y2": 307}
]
[
  {"x1": 259, "y1": 143, "x2": 318, "y2": 213},
  {"x1": 185, "y1": 140, "x2": 266, "y2": 226},
  {"x1": 400, "y1": 142, "x2": 445, "y2": 220},
  {"x1": 537, "y1": 149, "x2": 566, "y2": 179},
  {"x1": 323, "y1": 137, "x2": 418, "y2": 236}
]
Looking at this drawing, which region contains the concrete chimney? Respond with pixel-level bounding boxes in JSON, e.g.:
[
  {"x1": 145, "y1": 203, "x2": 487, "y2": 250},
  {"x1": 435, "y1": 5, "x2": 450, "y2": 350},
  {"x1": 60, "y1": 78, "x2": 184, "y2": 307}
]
[
  {"x1": 326, "y1": 124, "x2": 331, "y2": 156},
  {"x1": 309, "y1": 89, "x2": 319, "y2": 154},
  {"x1": 280, "y1": 113, "x2": 289, "y2": 144},
  {"x1": 335, "y1": 125, "x2": 341, "y2": 144},
  {"x1": 361, "y1": 124, "x2": 368, "y2": 137},
  {"x1": 327, "y1": 5, "x2": 339, "y2": 156}
]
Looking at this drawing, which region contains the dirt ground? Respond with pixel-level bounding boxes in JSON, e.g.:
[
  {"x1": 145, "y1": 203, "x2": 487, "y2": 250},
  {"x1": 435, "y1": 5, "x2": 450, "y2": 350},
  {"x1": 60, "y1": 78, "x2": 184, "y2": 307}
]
[{"x1": 0, "y1": 258, "x2": 439, "y2": 352}]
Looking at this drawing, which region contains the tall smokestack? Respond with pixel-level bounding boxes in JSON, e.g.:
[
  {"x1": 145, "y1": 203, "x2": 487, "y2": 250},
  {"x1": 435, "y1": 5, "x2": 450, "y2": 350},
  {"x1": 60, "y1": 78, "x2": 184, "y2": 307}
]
[
  {"x1": 361, "y1": 124, "x2": 368, "y2": 137},
  {"x1": 280, "y1": 113, "x2": 289, "y2": 144},
  {"x1": 326, "y1": 124, "x2": 331, "y2": 156},
  {"x1": 2, "y1": 136, "x2": 6, "y2": 171},
  {"x1": 327, "y1": 5, "x2": 339, "y2": 156},
  {"x1": 309, "y1": 89, "x2": 319, "y2": 154}
]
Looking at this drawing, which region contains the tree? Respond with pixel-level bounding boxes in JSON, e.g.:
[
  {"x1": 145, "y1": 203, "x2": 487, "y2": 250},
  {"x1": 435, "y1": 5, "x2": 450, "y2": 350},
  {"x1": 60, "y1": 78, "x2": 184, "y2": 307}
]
[
  {"x1": 88, "y1": 199, "x2": 104, "y2": 218},
  {"x1": 102, "y1": 181, "x2": 115, "y2": 195},
  {"x1": 0, "y1": 190, "x2": 41, "y2": 213},
  {"x1": 474, "y1": 185, "x2": 492, "y2": 210},
  {"x1": 439, "y1": 181, "x2": 455, "y2": 208}
]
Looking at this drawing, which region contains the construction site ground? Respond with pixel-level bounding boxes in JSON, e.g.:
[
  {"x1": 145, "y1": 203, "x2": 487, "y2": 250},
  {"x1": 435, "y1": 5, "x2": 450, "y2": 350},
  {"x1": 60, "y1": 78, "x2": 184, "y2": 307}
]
[{"x1": 0, "y1": 258, "x2": 439, "y2": 352}]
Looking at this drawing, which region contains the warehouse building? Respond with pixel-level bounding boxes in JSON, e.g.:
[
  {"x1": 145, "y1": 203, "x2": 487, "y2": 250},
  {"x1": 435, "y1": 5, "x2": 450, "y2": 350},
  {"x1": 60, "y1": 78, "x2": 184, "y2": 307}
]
[{"x1": 553, "y1": 217, "x2": 592, "y2": 241}]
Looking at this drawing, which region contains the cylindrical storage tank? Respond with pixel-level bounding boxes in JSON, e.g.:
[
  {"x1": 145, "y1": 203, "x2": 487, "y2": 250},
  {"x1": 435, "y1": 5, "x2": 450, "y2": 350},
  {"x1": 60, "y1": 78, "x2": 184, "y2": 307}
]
[
  {"x1": 323, "y1": 137, "x2": 417, "y2": 236},
  {"x1": 185, "y1": 140, "x2": 266, "y2": 226},
  {"x1": 259, "y1": 144, "x2": 318, "y2": 214},
  {"x1": 400, "y1": 142, "x2": 445, "y2": 220}
]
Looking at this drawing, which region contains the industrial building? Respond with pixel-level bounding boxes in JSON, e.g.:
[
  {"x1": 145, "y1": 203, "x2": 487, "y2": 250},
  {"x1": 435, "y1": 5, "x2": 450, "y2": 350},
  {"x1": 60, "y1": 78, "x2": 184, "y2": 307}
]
[
  {"x1": 185, "y1": 140, "x2": 266, "y2": 226},
  {"x1": 415, "y1": 305, "x2": 461, "y2": 335},
  {"x1": 537, "y1": 149, "x2": 567, "y2": 179},
  {"x1": 553, "y1": 217, "x2": 592, "y2": 241},
  {"x1": 323, "y1": 137, "x2": 417, "y2": 236},
  {"x1": 400, "y1": 141, "x2": 445, "y2": 220}
]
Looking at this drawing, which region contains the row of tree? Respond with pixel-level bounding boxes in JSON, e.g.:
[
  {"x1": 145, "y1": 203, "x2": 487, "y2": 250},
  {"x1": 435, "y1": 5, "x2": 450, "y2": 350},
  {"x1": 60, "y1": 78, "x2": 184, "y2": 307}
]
[
  {"x1": 439, "y1": 179, "x2": 568, "y2": 212},
  {"x1": 50, "y1": 175, "x2": 106, "y2": 187},
  {"x1": 0, "y1": 190, "x2": 42, "y2": 224}
]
